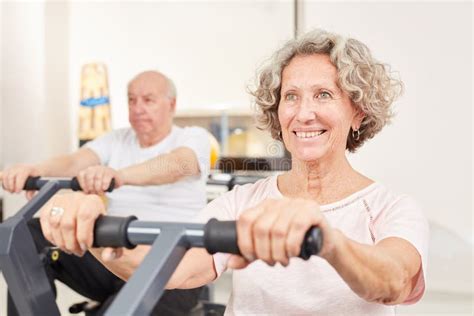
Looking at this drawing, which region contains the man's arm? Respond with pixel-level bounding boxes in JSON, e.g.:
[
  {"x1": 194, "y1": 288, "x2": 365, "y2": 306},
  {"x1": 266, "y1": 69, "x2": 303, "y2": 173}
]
[
  {"x1": 119, "y1": 146, "x2": 201, "y2": 186},
  {"x1": 75, "y1": 146, "x2": 201, "y2": 193},
  {"x1": 0, "y1": 147, "x2": 100, "y2": 193},
  {"x1": 36, "y1": 147, "x2": 101, "y2": 177}
]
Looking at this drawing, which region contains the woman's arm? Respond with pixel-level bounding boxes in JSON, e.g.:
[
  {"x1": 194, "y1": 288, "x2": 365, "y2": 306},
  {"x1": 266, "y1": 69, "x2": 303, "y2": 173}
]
[
  {"x1": 326, "y1": 232, "x2": 421, "y2": 304},
  {"x1": 38, "y1": 192, "x2": 217, "y2": 290},
  {"x1": 229, "y1": 197, "x2": 422, "y2": 305},
  {"x1": 89, "y1": 247, "x2": 217, "y2": 289}
]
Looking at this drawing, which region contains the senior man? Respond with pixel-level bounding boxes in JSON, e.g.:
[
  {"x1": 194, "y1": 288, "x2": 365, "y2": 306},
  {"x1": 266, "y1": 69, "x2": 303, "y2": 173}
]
[{"x1": 1, "y1": 70, "x2": 210, "y2": 315}]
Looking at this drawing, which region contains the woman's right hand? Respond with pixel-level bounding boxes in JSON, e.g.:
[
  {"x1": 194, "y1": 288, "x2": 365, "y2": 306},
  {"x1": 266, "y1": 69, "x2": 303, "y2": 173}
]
[
  {"x1": 39, "y1": 192, "x2": 106, "y2": 257},
  {"x1": 229, "y1": 197, "x2": 336, "y2": 269}
]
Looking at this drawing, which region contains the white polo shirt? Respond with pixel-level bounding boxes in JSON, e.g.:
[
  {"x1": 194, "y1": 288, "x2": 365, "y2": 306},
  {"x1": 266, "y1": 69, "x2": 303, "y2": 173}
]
[{"x1": 85, "y1": 125, "x2": 210, "y2": 222}]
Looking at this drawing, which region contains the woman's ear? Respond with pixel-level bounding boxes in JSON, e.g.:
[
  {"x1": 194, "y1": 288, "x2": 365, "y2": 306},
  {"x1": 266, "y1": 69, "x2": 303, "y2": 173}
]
[{"x1": 352, "y1": 109, "x2": 366, "y2": 130}]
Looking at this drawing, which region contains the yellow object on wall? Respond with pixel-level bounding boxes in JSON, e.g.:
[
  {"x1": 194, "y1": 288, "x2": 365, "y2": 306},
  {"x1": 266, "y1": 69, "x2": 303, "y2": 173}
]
[{"x1": 209, "y1": 132, "x2": 220, "y2": 169}]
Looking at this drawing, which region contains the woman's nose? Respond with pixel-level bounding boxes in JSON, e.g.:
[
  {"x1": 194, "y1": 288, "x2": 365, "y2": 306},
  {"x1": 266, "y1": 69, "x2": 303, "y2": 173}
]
[{"x1": 295, "y1": 97, "x2": 317, "y2": 122}]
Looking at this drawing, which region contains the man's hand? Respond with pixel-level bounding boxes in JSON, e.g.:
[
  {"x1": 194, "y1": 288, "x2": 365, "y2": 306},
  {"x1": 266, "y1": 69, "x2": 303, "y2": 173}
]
[
  {"x1": 0, "y1": 164, "x2": 42, "y2": 199},
  {"x1": 77, "y1": 166, "x2": 124, "y2": 194}
]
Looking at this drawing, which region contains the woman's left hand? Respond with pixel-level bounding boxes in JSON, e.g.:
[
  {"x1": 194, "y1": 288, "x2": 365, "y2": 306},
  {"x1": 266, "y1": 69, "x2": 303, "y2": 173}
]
[{"x1": 228, "y1": 198, "x2": 338, "y2": 269}]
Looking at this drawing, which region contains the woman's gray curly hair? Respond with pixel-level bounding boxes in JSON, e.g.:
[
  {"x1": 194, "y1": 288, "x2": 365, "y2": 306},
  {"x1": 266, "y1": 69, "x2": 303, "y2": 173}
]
[{"x1": 250, "y1": 29, "x2": 403, "y2": 152}]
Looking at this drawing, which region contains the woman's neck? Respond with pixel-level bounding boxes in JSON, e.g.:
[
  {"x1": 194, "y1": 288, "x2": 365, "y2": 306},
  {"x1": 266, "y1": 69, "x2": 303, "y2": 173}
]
[{"x1": 278, "y1": 154, "x2": 372, "y2": 204}]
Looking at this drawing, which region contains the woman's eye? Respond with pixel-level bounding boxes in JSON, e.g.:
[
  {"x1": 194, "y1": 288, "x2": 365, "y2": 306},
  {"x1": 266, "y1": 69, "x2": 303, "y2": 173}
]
[
  {"x1": 285, "y1": 93, "x2": 298, "y2": 101},
  {"x1": 317, "y1": 91, "x2": 332, "y2": 100}
]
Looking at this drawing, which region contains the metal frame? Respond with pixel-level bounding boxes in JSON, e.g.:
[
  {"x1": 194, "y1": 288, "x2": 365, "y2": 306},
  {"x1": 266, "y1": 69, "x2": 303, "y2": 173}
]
[
  {"x1": 0, "y1": 181, "x2": 210, "y2": 316},
  {"x1": 0, "y1": 177, "x2": 319, "y2": 315},
  {"x1": 0, "y1": 181, "x2": 62, "y2": 315},
  {"x1": 105, "y1": 221, "x2": 206, "y2": 315}
]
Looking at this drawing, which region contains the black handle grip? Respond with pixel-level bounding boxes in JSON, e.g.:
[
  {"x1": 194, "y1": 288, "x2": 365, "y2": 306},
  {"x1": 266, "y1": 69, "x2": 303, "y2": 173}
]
[
  {"x1": 93, "y1": 215, "x2": 137, "y2": 249},
  {"x1": 70, "y1": 177, "x2": 81, "y2": 191},
  {"x1": 204, "y1": 219, "x2": 323, "y2": 259},
  {"x1": 23, "y1": 176, "x2": 115, "y2": 192},
  {"x1": 299, "y1": 226, "x2": 323, "y2": 260},
  {"x1": 23, "y1": 176, "x2": 41, "y2": 190},
  {"x1": 71, "y1": 177, "x2": 116, "y2": 192},
  {"x1": 204, "y1": 219, "x2": 240, "y2": 255}
]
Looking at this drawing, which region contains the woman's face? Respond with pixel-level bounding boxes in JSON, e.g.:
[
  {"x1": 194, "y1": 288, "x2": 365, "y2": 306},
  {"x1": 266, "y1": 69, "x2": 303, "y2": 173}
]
[{"x1": 278, "y1": 54, "x2": 362, "y2": 162}]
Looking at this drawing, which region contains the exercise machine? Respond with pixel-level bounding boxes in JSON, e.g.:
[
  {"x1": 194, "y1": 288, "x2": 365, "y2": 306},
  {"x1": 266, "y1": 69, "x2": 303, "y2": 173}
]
[{"x1": 0, "y1": 177, "x2": 322, "y2": 315}]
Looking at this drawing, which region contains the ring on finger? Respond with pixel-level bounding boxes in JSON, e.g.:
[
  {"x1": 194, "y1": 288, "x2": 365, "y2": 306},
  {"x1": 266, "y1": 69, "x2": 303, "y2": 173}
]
[{"x1": 50, "y1": 206, "x2": 64, "y2": 217}]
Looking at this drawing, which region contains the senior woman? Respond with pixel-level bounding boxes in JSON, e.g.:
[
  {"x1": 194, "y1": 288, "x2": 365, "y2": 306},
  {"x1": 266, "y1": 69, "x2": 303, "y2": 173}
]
[{"x1": 39, "y1": 29, "x2": 428, "y2": 315}]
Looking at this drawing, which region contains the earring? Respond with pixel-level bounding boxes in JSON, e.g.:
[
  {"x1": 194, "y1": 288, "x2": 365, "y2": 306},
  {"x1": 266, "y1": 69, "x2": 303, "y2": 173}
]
[
  {"x1": 277, "y1": 131, "x2": 282, "y2": 139},
  {"x1": 352, "y1": 129, "x2": 360, "y2": 141}
]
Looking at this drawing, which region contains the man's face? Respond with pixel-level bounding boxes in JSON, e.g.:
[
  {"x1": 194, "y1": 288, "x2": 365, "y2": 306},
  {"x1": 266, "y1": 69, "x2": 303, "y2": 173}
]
[{"x1": 127, "y1": 73, "x2": 175, "y2": 136}]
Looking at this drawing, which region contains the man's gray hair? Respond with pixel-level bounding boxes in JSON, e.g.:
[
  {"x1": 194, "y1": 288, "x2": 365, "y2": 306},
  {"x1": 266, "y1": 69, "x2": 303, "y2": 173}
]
[{"x1": 163, "y1": 74, "x2": 177, "y2": 100}]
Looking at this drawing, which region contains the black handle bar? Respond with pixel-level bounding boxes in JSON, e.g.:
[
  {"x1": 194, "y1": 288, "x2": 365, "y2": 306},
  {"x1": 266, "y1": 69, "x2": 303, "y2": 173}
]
[
  {"x1": 23, "y1": 176, "x2": 115, "y2": 193},
  {"x1": 204, "y1": 218, "x2": 323, "y2": 260},
  {"x1": 92, "y1": 216, "x2": 323, "y2": 260}
]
